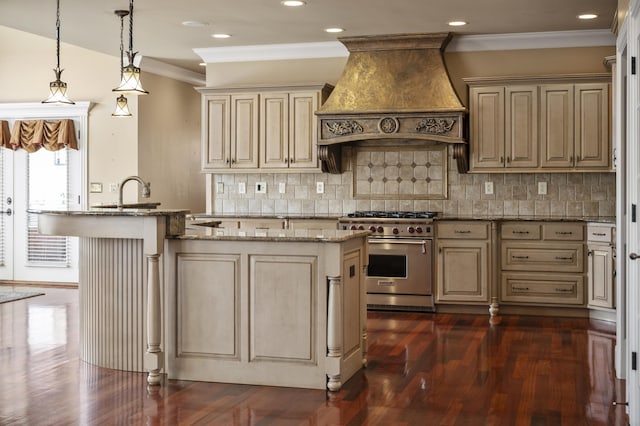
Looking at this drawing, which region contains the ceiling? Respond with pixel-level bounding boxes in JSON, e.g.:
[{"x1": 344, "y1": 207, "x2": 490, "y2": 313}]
[{"x1": 0, "y1": 0, "x2": 618, "y2": 75}]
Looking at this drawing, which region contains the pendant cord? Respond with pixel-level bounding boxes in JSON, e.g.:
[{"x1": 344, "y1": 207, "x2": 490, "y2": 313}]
[
  {"x1": 55, "y1": 0, "x2": 61, "y2": 70},
  {"x1": 128, "y1": 0, "x2": 134, "y2": 54},
  {"x1": 119, "y1": 14, "x2": 125, "y2": 77}
]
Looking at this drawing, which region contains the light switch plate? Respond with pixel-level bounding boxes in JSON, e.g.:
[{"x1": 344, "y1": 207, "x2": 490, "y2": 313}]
[
  {"x1": 484, "y1": 182, "x2": 494, "y2": 195},
  {"x1": 216, "y1": 182, "x2": 224, "y2": 193},
  {"x1": 538, "y1": 181, "x2": 547, "y2": 195},
  {"x1": 256, "y1": 182, "x2": 267, "y2": 194},
  {"x1": 278, "y1": 182, "x2": 286, "y2": 194},
  {"x1": 238, "y1": 182, "x2": 246, "y2": 194},
  {"x1": 90, "y1": 182, "x2": 103, "y2": 193},
  {"x1": 316, "y1": 182, "x2": 324, "y2": 194}
]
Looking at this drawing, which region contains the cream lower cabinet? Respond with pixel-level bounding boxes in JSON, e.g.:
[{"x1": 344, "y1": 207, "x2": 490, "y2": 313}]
[
  {"x1": 587, "y1": 223, "x2": 615, "y2": 309},
  {"x1": 436, "y1": 221, "x2": 491, "y2": 304},
  {"x1": 500, "y1": 221, "x2": 586, "y2": 307}
]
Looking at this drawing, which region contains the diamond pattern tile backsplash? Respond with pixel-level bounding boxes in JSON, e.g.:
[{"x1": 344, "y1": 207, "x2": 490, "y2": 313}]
[
  {"x1": 212, "y1": 145, "x2": 615, "y2": 218},
  {"x1": 353, "y1": 145, "x2": 447, "y2": 199}
]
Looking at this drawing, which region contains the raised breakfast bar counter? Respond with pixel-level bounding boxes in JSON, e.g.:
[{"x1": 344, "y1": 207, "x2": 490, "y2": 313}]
[{"x1": 31, "y1": 209, "x2": 369, "y2": 391}]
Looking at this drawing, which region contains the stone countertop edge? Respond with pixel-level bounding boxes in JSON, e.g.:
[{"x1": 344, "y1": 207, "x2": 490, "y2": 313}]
[
  {"x1": 28, "y1": 208, "x2": 191, "y2": 217},
  {"x1": 173, "y1": 229, "x2": 371, "y2": 243},
  {"x1": 188, "y1": 213, "x2": 341, "y2": 220},
  {"x1": 436, "y1": 215, "x2": 616, "y2": 223}
]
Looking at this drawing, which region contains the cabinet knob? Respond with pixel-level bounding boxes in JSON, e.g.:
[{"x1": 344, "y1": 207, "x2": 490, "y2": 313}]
[
  {"x1": 506, "y1": 156, "x2": 511, "y2": 163},
  {"x1": 500, "y1": 156, "x2": 504, "y2": 163},
  {"x1": 290, "y1": 158, "x2": 294, "y2": 164},
  {"x1": 630, "y1": 253, "x2": 640, "y2": 260},
  {"x1": 226, "y1": 158, "x2": 230, "y2": 164},
  {"x1": 285, "y1": 158, "x2": 289, "y2": 164}
]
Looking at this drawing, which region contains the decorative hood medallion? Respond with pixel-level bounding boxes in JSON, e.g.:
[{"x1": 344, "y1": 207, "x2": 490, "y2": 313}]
[{"x1": 315, "y1": 32, "x2": 468, "y2": 173}]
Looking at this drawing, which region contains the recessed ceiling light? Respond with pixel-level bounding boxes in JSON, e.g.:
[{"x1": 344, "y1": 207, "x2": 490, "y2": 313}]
[
  {"x1": 182, "y1": 21, "x2": 210, "y2": 27},
  {"x1": 578, "y1": 13, "x2": 598, "y2": 20},
  {"x1": 281, "y1": 0, "x2": 306, "y2": 6},
  {"x1": 448, "y1": 21, "x2": 467, "y2": 27},
  {"x1": 212, "y1": 33, "x2": 231, "y2": 39},
  {"x1": 325, "y1": 28, "x2": 344, "y2": 33}
]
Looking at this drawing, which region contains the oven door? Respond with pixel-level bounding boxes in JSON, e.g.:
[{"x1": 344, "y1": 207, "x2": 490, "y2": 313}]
[{"x1": 366, "y1": 238, "x2": 433, "y2": 295}]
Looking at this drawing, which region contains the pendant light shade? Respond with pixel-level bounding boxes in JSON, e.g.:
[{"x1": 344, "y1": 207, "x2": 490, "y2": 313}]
[
  {"x1": 112, "y1": 95, "x2": 132, "y2": 117},
  {"x1": 43, "y1": 0, "x2": 74, "y2": 105},
  {"x1": 112, "y1": 10, "x2": 132, "y2": 117},
  {"x1": 113, "y1": 0, "x2": 148, "y2": 95}
]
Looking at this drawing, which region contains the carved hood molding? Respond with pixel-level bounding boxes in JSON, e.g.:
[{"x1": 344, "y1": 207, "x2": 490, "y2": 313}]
[{"x1": 315, "y1": 32, "x2": 468, "y2": 174}]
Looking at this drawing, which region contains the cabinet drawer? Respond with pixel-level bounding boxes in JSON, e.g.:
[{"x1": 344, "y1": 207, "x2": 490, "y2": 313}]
[
  {"x1": 542, "y1": 223, "x2": 584, "y2": 241},
  {"x1": 501, "y1": 273, "x2": 585, "y2": 305},
  {"x1": 501, "y1": 243, "x2": 584, "y2": 273},
  {"x1": 437, "y1": 222, "x2": 489, "y2": 239},
  {"x1": 587, "y1": 224, "x2": 614, "y2": 244},
  {"x1": 501, "y1": 223, "x2": 541, "y2": 240}
]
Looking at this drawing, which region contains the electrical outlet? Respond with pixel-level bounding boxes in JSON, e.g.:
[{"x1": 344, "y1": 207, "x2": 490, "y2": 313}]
[
  {"x1": 255, "y1": 182, "x2": 267, "y2": 194},
  {"x1": 316, "y1": 182, "x2": 324, "y2": 194},
  {"x1": 216, "y1": 182, "x2": 224, "y2": 193},
  {"x1": 278, "y1": 182, "x2": 286, "y2": 194},
  {"x1": 484, "y1": 181, "x2": 494, "y2": 195},
  {"x1": 538, "y1": 181, "x2": 547, "y2": 195},
  {"x1": 238, "y1": 182, "x2": 246, "y2": 194},
  {"x1": 109, "y1": 183, "x2": 119, "y2": 193}
]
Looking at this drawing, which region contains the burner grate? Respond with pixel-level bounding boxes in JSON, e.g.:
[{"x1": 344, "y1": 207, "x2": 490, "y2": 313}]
[{"x1": 348, "y1": 211, "x2": 438, "y2": 219}]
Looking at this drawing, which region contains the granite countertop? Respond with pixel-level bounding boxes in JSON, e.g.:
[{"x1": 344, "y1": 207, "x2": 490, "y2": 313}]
[
  {"x1": 174, "y1": 227, "x2": 370, "y2": 242},
  {"x1": 187, "y1": 213, "x2": 340, "y2": 220},
  {"x1": 29, "y1": 208, "x2": 190, "y2": 217},
  {"x1": 435, "y1": 215, "x2": 616, "y2": 224}
]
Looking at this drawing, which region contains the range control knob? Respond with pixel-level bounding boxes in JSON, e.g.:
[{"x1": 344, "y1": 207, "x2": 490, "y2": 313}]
[
  {"x1": 392, "y1": 227, "x2": 399, "y2": 235},
  {"x1": 358, "y1": 225, "x2": 365, "y2": 231},
  {"x1": 349, "y1": 225, "x2": 357, "y2": 231},
  {"x1": 408, "y1": 226, "x2": 415, "y2": 233},
  {"x1": 416, "y1": 226, "x2": 423, "y2": 234},
  {"x1": 368, "y1": 225, "x2": 377, "y2": 232},
  {"x1": 377, "y1": 226, "x2": 384, "y2": 233}
]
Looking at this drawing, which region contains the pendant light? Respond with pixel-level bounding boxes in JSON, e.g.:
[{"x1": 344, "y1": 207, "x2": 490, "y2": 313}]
[
  {"x1": 113, "y1": 0, "x2": 149, "y2": 95},
  {"x1": 112, "y1": 10, "x2": 132, "y2": 117},
  {"x1": 42, "y1": 0, "x2": 75, "y2": 105}
]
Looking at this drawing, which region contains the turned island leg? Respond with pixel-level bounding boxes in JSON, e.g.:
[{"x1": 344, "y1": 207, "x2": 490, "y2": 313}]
[
  {"x1": 327, "y1": 275, "x2": 343, "y2": 391},
  {"x1": 145, "y1": 254, "x2": 163, "y2": 386}
]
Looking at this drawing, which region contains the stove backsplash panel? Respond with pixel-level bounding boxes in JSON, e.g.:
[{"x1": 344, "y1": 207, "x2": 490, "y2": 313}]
[{"x1": 212, "y1": 146, "x2": 615, "y2": 218}]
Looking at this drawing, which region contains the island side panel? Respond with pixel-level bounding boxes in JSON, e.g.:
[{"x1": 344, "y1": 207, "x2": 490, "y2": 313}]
[{"x1": 80, "y1": 237, "x2": 147, "y2": 372}]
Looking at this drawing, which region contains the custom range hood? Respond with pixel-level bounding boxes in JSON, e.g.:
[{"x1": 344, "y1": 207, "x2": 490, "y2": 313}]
[{"x1": 316, "y1": 32, "x2": 468, "y2": 173}]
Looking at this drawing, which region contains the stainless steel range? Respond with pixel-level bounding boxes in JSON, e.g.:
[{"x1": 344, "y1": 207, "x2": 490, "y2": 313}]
[{"x1": 339, "y1": 211, "x2": 436, "y2": 312}]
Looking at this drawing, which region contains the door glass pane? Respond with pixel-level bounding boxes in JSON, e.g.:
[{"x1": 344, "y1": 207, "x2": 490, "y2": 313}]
[{"x1": 26, "y1": 149, "x2": 70, "y2": 266}]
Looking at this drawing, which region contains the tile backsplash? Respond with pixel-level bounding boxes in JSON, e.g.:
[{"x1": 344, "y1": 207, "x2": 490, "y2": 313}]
[{"x1": 212, "y1": 145, "x2": 615, "y2": 217}]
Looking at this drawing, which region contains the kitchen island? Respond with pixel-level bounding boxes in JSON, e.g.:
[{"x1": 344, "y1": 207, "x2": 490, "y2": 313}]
[
  {"x1": 32, "y1": 209, "x2": 369, "y2": 391},
  {"x1": 165, "y1": 226, "x2": 369, "y2": 390}
]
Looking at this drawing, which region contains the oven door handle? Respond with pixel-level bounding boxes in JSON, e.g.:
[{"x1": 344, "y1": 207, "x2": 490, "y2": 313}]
[{"x1": 368, "y1": 239, "x2": 430, "y2": 254}]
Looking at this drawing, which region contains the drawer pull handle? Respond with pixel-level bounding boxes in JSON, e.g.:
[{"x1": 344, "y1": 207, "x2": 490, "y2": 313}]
[
  {"x1": 555, "y1": 231, "x2": 573, "y2": 235},
  {"x1": 555, "y1": 288, "x2": 573, "y2": 293},
  {"x1": 592, "y1": 232, "x2": 607, "y2": 236},
  {"x1": 513, "y1": 286, "x2": 529, "y2": 291},
  {"x1": 555, "y1": 256, "x2": 573, "y2": 261},
  {"x1": 512, "y1": 255, "x2": 529, "y2": 260},
  {"x1": 454, "y1": 230, "x2": 471, "y2": 234},
  {"x1": 512, "y1": 230, "x2": 530, "y2": 234}
]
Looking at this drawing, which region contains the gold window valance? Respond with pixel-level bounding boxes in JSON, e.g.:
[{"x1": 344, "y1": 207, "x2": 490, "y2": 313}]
[
  {"x1": 4, "y1": 119, "x2": 78, "y2": 153},
  {"x1": 0, "y1": 121, "x2": 9, "y2": 149}
]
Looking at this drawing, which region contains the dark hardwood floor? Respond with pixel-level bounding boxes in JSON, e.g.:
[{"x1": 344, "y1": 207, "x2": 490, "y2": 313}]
[{"x1": 0, "y1": 286, "x2": 627, "y2": 425}]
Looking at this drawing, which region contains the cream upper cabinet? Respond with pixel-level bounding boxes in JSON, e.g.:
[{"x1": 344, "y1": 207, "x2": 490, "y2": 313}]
[
  {"x1": 198, "y1": 84, "x2": 332, "y2": 173},
  {"x1": 201, "y1": 93, "x2": 259, "y2": 170},
  {"x1": 261, "y1": 90, "x2": 322, "y2": 169},
  {"x1": 465, "y1": 75, "x2": 611, "y2": 173},
  {"x1": 540, "y1": 83, "x2": 610, "y2": 169},
  {"x1": 470, "y1": 85, "x2": 537, "y2": 170}
]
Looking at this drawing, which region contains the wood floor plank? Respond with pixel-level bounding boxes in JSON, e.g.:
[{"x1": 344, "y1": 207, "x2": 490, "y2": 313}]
[{"x1": 0, "y1": 287, "x2": 627, "y2": 425}]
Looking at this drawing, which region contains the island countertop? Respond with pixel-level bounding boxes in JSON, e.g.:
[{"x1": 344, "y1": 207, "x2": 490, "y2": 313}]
[
  {"x1": 28, "y1": 208, "x2": 190, "y2": 217},
  {"x1": 176, "y1": 226, "x2": 370, "y2": 242}
]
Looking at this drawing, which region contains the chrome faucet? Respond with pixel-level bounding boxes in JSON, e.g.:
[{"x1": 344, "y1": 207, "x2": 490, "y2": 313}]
[{"x1": 117, "y1": 176, "x2": 151, "y2": 208}]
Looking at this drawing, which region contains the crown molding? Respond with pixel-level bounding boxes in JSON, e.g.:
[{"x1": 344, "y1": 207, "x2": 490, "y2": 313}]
[
  {"x1": 194, "y1": 41, "x2": 349, "y2": 63},
  {"x1": 194, "y1": 30, "x2": 615, "y2": 64},
  {"x1": 447, "y1": 29, "x2": 615, "y2": 52},
  {"x1": 0, "y1": 101, "x2": 92, "y2": 119},
  {"x1": 140, "y1": 57, "x2": 206, "y2": 86}
]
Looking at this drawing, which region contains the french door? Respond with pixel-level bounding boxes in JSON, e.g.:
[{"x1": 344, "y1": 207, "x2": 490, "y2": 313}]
[{"x1": 0, "y1": 102, "x2": 89, "y2": 283}]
